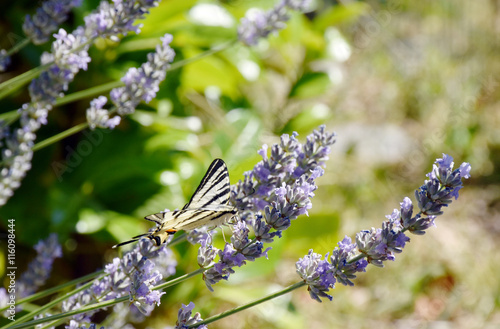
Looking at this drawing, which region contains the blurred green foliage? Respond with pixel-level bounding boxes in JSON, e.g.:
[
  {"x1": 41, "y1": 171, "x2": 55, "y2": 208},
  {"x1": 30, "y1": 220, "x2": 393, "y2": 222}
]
[{"x1": 1, "y1": 0, "x2": 499, "y2": 328}]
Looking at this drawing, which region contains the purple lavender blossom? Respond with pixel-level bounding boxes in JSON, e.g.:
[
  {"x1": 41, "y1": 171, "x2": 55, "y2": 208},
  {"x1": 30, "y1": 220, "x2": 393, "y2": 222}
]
[
  {"x1": 86, "y1": 96, "x2": 121, "y2": 130},
  {"x1": 62, "y1": 239, "x2": 175, "y2": 327},
  {"x1": 330, "y1": 236, "x2": 368, "y2": 287},
  {"x1": 296, "y1": 250, "x2": 336, "y2": 302},
  {"x1": 18, "y1": 233, "x2": 63, "y2": 297},
  {"x1": 129, "y1": 259, "x2": 165, "y2": 315},
  {"x1": 23, "y1": 0, "x2": 83, "y2": 45},
  {"x1": 175, "y1": 302, "x2": 207, "y2": 329},
  {"x1": 86, "y1": 33, "x2": 175, "y2": 129},
  {"x1": 299, "y1": 154, "x2": 471, "y2": 302},
  {"x1": 109, "y1": 34, "x2": 175, "y2": 116},
  {"x1": 0, "y1": 0, "x2": 159, "y2": 206},
  {"x1": 238, "y1": 0, "x2": 311, "y2": 46},
  {"x1": 84, "y1": 0, "x2": 159, "y2": 40},
  {"x1": 200, "y1": 126, "x2": 336, "y2": 290}
]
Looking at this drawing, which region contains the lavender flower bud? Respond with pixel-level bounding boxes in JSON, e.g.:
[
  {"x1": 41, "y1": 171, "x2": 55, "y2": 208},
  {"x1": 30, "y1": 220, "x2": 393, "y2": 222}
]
[
  {"x1": 129, "y1": 259, "x2": 165, "y2": 315},
  {"x1": 198, "y1": 245, "x2": 218, "y2": 268},
  {"x1": 86, "y1": 96, "x2": 121, "y2": 130},
  {"x1": 175, "y1": 302, "x2": 207, "y2": 329},
  {"x1": 330, "y1": 237, "x2": 368, "y2": 287},
  {"x1": 296, "y1": 250, "x2": 336, "y2": 302},
  {"x1": 187, "y1": 228, "x2": 215, "y2": 247}
]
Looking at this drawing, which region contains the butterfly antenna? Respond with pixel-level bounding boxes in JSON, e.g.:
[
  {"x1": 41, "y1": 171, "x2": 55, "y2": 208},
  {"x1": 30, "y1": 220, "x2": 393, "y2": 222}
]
[{"x1": 112, "y1": 238, "x2": 139, "y2": 248}]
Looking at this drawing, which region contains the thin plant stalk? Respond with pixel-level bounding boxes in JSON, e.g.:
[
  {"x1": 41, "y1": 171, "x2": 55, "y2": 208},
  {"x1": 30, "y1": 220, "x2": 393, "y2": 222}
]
[{"x1": 187, "y1": 281, "x2": 307, "y2": 328}]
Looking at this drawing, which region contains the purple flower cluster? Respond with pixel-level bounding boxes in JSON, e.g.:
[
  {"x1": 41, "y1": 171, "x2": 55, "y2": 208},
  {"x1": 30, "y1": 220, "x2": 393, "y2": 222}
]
[
  {"x1": 86, "y1": 96, "x2": 121, "y2": 130},
  {"x1": 23, "y1": 0, "x2": 83, "y2": 45},
  {"x1": 0, "y1": 0, "x2": 160, "y2": 207},
  {"x1": 196, "y1": 126, "x2": 336, "y2": 291},
  {"x1": 0, "y1": 234, "x2": 62, "y2": 315},
  {"x1": 238, "y1": 0, "x2": 311, "y2": 46},
  {"x1": 357, "y1": 154, "x2": 471, "y2": 266},
  {"x1": 175, "y1": 302, "x2": 207, "y2": 329},
  {"x1": 295, "y1": 237, "x2": 368, "y2": 302},
  {"x1": 62, "y1": 239, "x2": 176, "y2": 327},
  {"x1": 297, "y1": 154, "x2": 471, "y2": 302},
  {"x1": 87, "y1": 33, "x2": 175, "y2": 129},
  {"x1": 18, "y1": 233, "x2": 63, "y2": 298},
  {"x1": 84, "y1": 0, "x2": 159, "y2": 40}
]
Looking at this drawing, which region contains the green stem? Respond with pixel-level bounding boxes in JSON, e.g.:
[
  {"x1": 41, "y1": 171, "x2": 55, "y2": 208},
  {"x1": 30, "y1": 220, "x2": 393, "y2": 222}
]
[
  {"x1": 347, "y1": 253, "x2": 366, "y2": 264},
  {"x1": 169, "y1": 39, "x2": 237, "y2": 71},
  {"x1": 187, "y1": 281, "x2": 307, "y2": 328},
  {"x1": 0, "y1": 63, "x2": 52, "y2": 99},
  {"x1": 153, "y1": 267, "x2": 205, "y2": 291},
  {"x1": 5, "y1": 295, "x2": 129, "y2": 329},
  {"x1": 32, "y1": 122, "x2": 89, "y2": 151},
  {"x1": 55, "y1": 81, "x2": 122, "y2": 106},
  {"x1": 0, "y1": 110, "x2": 20, "y2": 125},
  {"x1": 6, "y1": 38, "x2": 31, "y2": 57},
  {"x1": 0, "y1": 270, "x2": 103, "y2": 313}
]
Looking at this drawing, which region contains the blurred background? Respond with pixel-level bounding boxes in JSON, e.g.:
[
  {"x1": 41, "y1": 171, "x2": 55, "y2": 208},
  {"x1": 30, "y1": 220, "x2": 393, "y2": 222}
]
[{"x1": 0, "y1": 0, "x2": 499, "y2": 328}]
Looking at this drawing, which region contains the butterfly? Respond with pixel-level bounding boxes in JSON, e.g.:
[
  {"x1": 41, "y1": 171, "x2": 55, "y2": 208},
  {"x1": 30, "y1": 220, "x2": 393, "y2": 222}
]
[{"x1": 113, "y1": 159, "x2": 237, "y2": 248}]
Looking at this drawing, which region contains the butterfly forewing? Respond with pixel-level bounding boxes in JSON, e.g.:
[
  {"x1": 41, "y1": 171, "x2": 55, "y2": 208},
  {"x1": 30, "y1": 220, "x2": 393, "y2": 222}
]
[{"x1": 182, "y1": 158, "x2": 230, "y2": 209}]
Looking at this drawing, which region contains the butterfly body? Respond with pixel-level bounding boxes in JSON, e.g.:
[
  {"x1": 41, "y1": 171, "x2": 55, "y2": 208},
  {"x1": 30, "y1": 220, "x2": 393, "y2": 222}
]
[{"x1": 114, "y1": 159, "x2": 237, "y2": 248}]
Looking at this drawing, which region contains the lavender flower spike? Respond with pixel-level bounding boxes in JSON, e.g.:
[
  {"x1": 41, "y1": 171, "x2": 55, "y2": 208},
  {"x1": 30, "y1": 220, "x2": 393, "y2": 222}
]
[
  {"x1": 23, "y1": 0, "x2": 83, "y2": 45},
  {"x1": 17, "y1": 233, "x2": 63, "y2": 298},
  {"x1": 298, "y1": 154, "x2": 470, "y2": 302},
  {"x1": 110, "y1": 34, "x2": 176, "y2": 116},
  {"x1": 87, "y1": 33, "x2": 175, "y2": 129},
  {"x1": 238, "y1": 0, "x2": 312, "y2": 46},
  {"x1": 200, "y1": 126, "x2": 335, "y2": 291}
]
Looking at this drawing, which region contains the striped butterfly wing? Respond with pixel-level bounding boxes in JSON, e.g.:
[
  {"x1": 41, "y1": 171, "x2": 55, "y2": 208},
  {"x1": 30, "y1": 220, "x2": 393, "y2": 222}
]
[
  {"x1": 142, "y1": 159, "x2": 236, "y2": 245},
  {"x1": 113, "y1": 159, "x2": 234, "y2": 248},
  {"x1": 182, "y1": 158, "x2": 231, "y2": 210}
]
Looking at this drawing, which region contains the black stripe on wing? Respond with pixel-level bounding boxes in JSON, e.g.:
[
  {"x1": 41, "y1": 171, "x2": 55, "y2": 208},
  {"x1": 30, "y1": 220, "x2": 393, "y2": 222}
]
[
  {"x1": 172, "y1": 208, "x2": 236, "y2": 229},
  {"x1": 182, "y1": 159, "x2": 231, "y2": 210}
]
